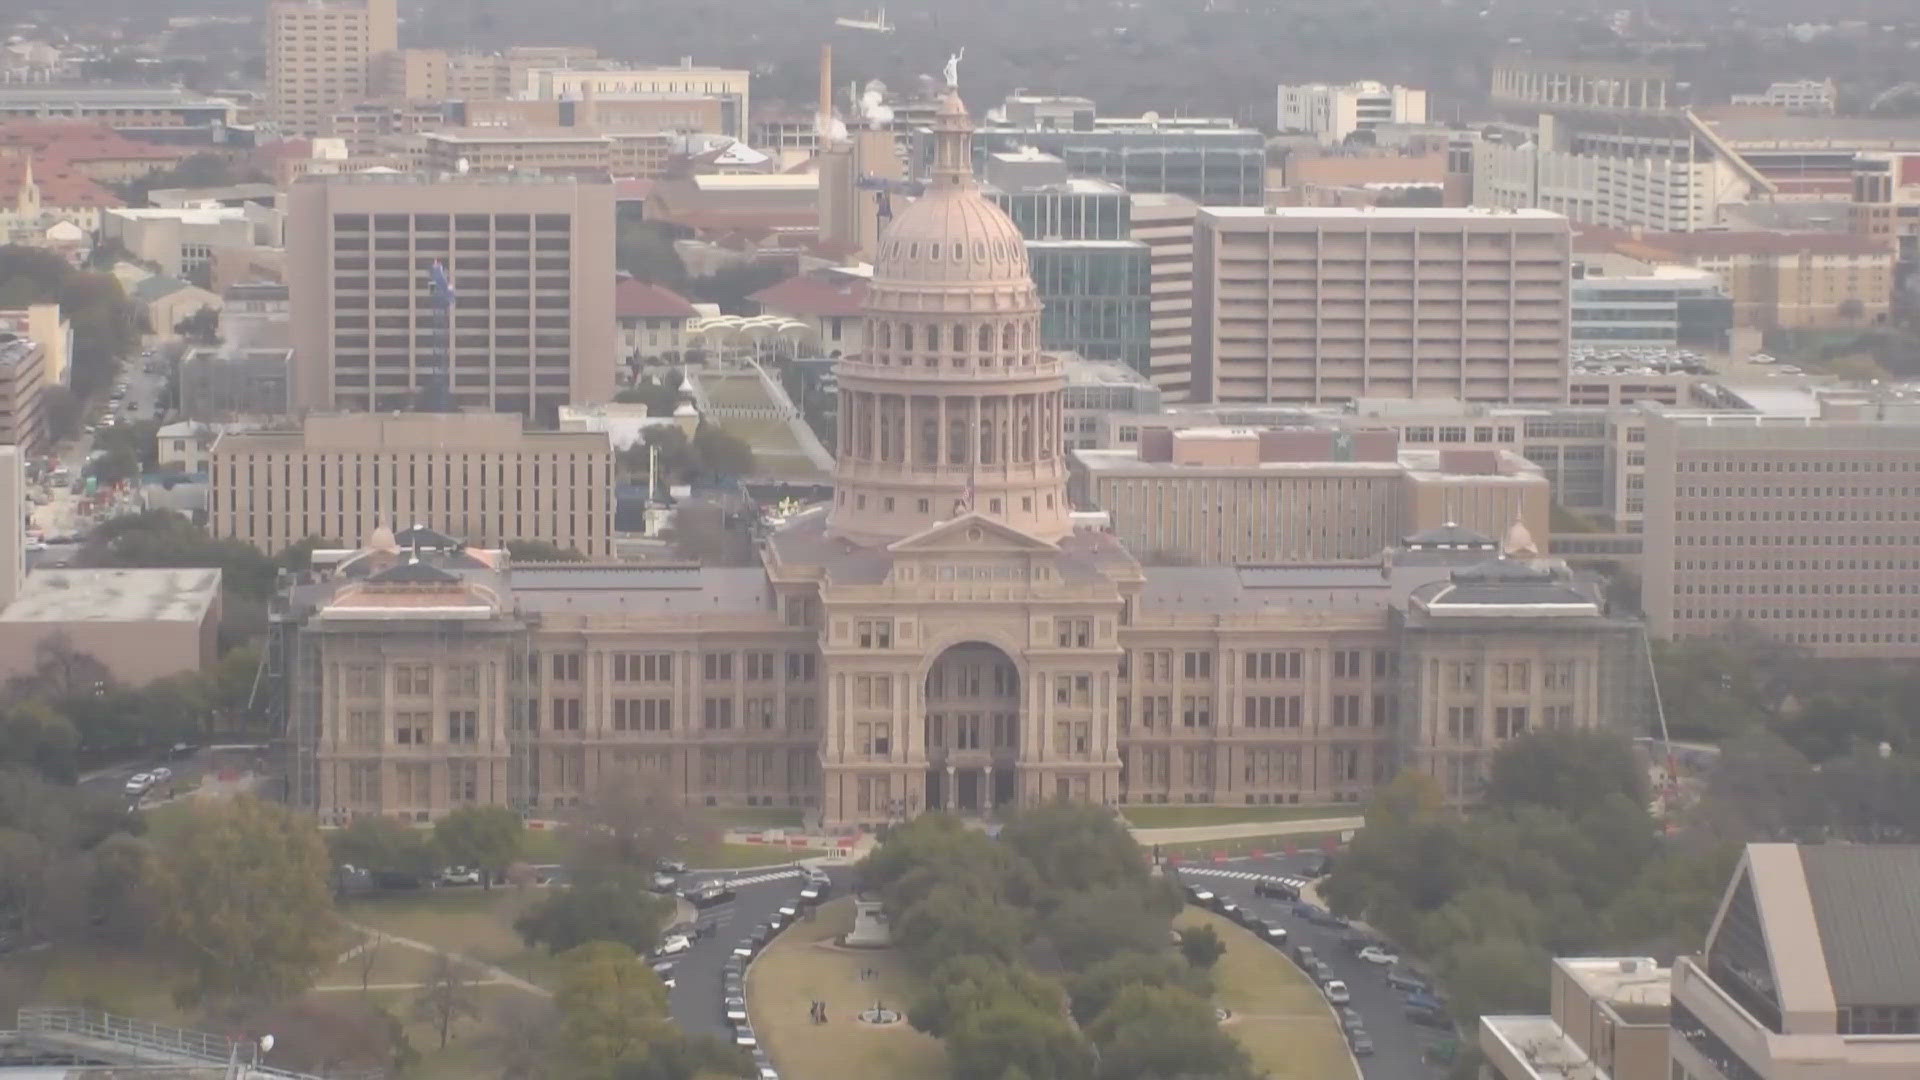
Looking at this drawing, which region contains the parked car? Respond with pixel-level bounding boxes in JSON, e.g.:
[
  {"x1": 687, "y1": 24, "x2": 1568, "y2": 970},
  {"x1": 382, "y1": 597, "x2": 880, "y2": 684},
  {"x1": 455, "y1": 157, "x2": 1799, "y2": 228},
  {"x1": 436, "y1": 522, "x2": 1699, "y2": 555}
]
[
  {"x1": 1350, "y1": 1032, "x2": 1375, "y2": 1057},
  {"x1": 439, "y1": 866, "x2": 482, "y2": 886},
  {"x1": 1405, "y1": 1003, "x2": 1453, "y2": 1030},
  {"x1": 1358, "y1": 945, "x2": 1400, "y2": 966},
  {"x1": 655, "y1": 858, "x2": 689, "y2": 874},
  {"x1": 124, "y1": 773, "x2": 154, "y2": 797},
  {"x1": 1190, "y1": 889, "x2": 1216, "y2": 908},
  {"x1": 652, "y1": 935, "x2": 691, "y2": 958},
  {"x1": 1338, "y1": 1007, "x2": 1365, "y2": 1033},
  {"x1": 798, "y1": 886, "x2": 822, "y2": 906},
  {"x1": 733, "y1": 1026, "x2": 758, "y2": 1050},
  {"x1": 651, "y1": 872, "x2": 680, "y2": 892},
  {"x1": 1406, "y1": 990, "x2": 1448, "y2": 1013},
  {"x1": 149, "y1": 766, "x2": 173, "y2": 786},
  {"x1": 1254, "y1": 878, "x2": 1299, "y2": 901},
  {"x1": 1310, "y1": 960, "x2": 1335, "y2": 985},
  {"x1": 1293, "y1": 944, "x2": 1317, "y2": 968},
  {"x1": 1386, "y1": 969, "x2": 1430, "y2": 995},
  {"x1": 1260, "y1": 924, "x2": 1289, "y2": 948},
  {"x1": 724, "y1": 996, "x2": 748, "y2": 1024},
  {"x1": 1300, "y1": 854, "x2": 1331, "y2": 878},
  {"x1": 1217, "y1": 901, "x2": 1245, "y2": 924},
  {"x1": 689, "y1": 885, "x2": 736, "y2": 908},
  {"x1": 1324, "y1": 979, "x2": 1351, "y2": 1005}
]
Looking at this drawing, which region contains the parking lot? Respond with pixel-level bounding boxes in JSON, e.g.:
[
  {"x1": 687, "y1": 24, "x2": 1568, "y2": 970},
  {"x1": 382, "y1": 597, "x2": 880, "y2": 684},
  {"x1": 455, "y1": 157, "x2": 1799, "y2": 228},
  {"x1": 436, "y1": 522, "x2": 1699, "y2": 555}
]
[{"x1": 1172, "y1": 857, "x2": 1457, "y2": 1078}]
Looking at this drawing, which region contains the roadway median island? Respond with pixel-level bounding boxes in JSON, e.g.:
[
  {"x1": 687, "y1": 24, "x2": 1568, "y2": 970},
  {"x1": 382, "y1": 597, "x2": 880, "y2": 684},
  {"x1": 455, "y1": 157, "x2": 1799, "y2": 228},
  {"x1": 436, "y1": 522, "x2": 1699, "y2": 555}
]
[
  {"x1": 744, "y1": 896, "x2": 946, "y2": 1079},
  {"x1": 1177, "y1": 908, "x2": 1360, "y2": 1080}
]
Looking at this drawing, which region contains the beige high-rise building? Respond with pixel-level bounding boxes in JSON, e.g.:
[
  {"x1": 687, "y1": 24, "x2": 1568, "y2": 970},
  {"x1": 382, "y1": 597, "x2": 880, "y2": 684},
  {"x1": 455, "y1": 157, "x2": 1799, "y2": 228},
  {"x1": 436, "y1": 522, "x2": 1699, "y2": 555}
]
[
  {"x1": 209, "y1": 413, "x2": 614, "y2": 557},
  {"x1": 286, "y1": 172, "x2": 616, "y2": 421},
  {"x1": 525, "y1": 63, "x2": 750, "y2": 138},
  {"x1": 1130, "y1": 193, "x2": 1198, "y2": 402},
  {"x1": 277, "y1": 89, "x2": 1646, "y2": 827},
  {"x1": 1640, "y1": 397, "x2": 1920, "y2": 659},
  {"x1": 1192, "y1": 207, "x2": 1572, "y2": 404},
  {"x1": 0, "y1": 444, "x2": 20, "y2": 612},
  {"x1": 0, "y1": 335, "x2": 48, "y2": 456},
  {"x1": 266, "y1": 0, "x2": 397, "y2": 138}
]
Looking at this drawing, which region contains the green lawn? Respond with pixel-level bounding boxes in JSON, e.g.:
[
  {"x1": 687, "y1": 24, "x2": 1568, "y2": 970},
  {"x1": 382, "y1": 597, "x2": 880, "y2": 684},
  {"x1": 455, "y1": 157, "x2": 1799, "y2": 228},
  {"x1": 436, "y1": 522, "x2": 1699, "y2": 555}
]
[
  {"x1": 746, "y1": 897, "x2": 946, "y2": 1080},
  {"x1": 702, "y1": 806, "x2": 806, "y2": 829},
  {"x1": 701, "y1": 374, "x2": 778, "y2": 410},
  {"x1": 1156, "y1": 831, "x2": 1346, "y2": 863},
  {"x1": 1178, "y1": 908, "x2": 1357, "y2": 1080},
  {"x1": 689, "y1": 842, "x2": 808, "y2": 869},
  {"x1": 342, "y1": 889, "x2": 550, "y2": 982},
  {"x1": 1123, "y1": 805, "x2": 1352, "y2": 828}
]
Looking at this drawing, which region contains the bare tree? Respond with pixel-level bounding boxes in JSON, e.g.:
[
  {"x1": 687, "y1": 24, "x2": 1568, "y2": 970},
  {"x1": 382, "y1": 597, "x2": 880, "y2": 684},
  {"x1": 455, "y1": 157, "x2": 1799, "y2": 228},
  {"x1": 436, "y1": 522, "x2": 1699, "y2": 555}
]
[
  {"x1": 414, "y1": 950, "x2": 481, "y2": 1049},
  {"x1": 565, "y1": 777, "x2": 717, "y2": 876},
  {"x1": 485, "y1": 996, "x2": 558, "y2": 1080},
  {"x1": 354, "y1": 932, "x2": 385, "y2": 995}
]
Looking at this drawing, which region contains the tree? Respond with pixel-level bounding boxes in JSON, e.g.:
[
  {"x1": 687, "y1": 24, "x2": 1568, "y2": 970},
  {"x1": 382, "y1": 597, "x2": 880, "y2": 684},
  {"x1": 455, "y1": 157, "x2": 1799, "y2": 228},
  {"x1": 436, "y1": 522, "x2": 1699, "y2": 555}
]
[
  {"x1": 613, "y1": 373, "x2": 683, "y2": 417},
  {"x1": 39, "y1": 385, "x2": 81, "y2": 442},
  {"x1": 516, "y1": 869, "x2": 674, "y2": 955},
  {"x1": 152, "y1": 796, "x2": 333, "y2": 1005},
  {"x1": 565, "y1": 778, "x2": 716, "y2": 876},
  {"x1": 353, "y1": 933, "x2": 385, "y2": 995},
  {"x1": 690, "y1": 425, "x2": 755, "y2": 481},
  {"x1": 1067, "y1": 951, "x2": 1203, "y2": 1024},
  {"x1": 947, "y1": 1004, "x2": 1094, "y2": 1080},
  {"x1": 552, "y1": 942, "x2": 673, "y2": 1076},
  {"x1": 909, "y1": 956, "x2": 1066, "y2": 1038},
  {"x1": 506, "y1": 539, "x2": 588, "y2": 563},
  {"x1": 174, "y1": 304, "x2": 221, "y2": 345},
  {"x1": 415, "y1": 950, "x2": 483, "y2": 1049},
  {"x1": 435, "y1": 806, "x2": 526, "y2": 889},
  {"x1": 0, "y1": 698, "x2": 80, "y2": 781},
  {"x1": 1485, "y1": 730, "x2": 1647, "y2": 816},
  {"x1": 240, "y1": 998, "x2": 417, "y2": 1078},
  {"x1": 113, "y1": 152, "x2": 271, "y2": 208},
  {"x1": 86, "y1": 445, "x2": 141, "y2": 486},
  {"x1": 893, "y1": 882, "x2": 1033, "y2": 970},
  {"x1": 1085, "y1": 983, "x2": 1254, "y2": 1080},
  {"x1": 330, "y1": 815, "x2": 440, "y2": 886},
  {"x1": 84, "y1": 832, "x2": 160, "y2": 947},
  {"x1": 1043, "y1": 884, "x2": 1175, "y2": 971},
  {"x1": 1838, "y1": 298, "x2": 1867, "y2": 326},
  {"x1": 483, "y1": 996, "x2": 560, "y2": 1080},
  {"x1": 1177, "y1": 924, "x2": 1225, "y2": 969},
  {"x1": 616, "y1": 221, "x2": 689, "y2": 289},
  {"x1": 276, "y1": 536, "x2": 345, "y2": 571}
]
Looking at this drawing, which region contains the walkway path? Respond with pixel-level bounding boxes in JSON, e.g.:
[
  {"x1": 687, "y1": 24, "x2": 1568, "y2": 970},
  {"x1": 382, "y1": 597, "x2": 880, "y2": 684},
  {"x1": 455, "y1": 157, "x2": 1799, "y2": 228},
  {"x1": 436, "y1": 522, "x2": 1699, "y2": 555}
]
[
  {"x1": 335, "y1": 917, "x2": 552, "y2": 999},
  {"x1": 1128, "y1": 816, "x2": 1364, "y2": 846}
]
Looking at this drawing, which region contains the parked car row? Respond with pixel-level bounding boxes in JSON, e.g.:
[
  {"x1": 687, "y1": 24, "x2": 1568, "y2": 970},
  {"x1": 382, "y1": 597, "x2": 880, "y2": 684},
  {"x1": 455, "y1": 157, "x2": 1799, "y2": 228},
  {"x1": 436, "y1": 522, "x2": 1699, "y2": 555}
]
[
  {"x1": 719, "y1": 866, "x2": 831, "y2": 1080},
  {"x1": 123, "y1": 766, "x2": 173, "y2": 799}
]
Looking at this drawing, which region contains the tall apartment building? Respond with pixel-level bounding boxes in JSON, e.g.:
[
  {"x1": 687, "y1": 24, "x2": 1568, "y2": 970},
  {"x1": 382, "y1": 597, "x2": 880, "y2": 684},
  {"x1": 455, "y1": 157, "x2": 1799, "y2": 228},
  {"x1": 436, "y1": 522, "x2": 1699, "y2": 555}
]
[
  {"x1": 286, "y1": 172, "x2": 616, "y2": 421},
  {"x1": 1071, "y1": 428, "x2": 1549, "y2": 565},
  {"x1": 266, "y1": 0, "x2": 397, "y2": 138},
  {"x1": 1277, "y1": 81, "x2": 1428, "y2": 146},
  {"x1": 0, "y1": 335, "x2": 48, "y2": 455},
  {"x1": 209, "y1": 413, "x2": 614, "y2": 557},
  {"x1": 1130, "y1": 193, "x2": 1199, "y2": 401},
  {"x1": 1640, "y1": 398, "x2": 1920, "y2": 658},
  {"x1": 1191, "y1": 207, "x2": 1572, "y2": 404},
  {"x1": 1670, "y1": 843, "x2": 1920, "y2": 1080}
]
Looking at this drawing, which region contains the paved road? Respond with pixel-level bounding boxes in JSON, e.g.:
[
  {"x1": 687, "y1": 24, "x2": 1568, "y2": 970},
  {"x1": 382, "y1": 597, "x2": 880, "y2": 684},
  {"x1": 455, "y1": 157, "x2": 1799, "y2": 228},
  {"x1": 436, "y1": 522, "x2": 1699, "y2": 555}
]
[
  {"x1": 664, "y1": 865, "x2": 823, "y2": 1039},
  {"x1": 1172, "y1": 856, "x2": 1453, "y2": 1080}
]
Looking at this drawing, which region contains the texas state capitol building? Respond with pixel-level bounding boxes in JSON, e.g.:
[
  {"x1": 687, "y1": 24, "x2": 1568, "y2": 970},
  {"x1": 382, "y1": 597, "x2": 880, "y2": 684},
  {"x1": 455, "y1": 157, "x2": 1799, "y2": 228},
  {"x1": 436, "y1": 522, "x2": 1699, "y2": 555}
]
[{"x1": 277, "y1": 89, "x2": 1646, "y2": 827}]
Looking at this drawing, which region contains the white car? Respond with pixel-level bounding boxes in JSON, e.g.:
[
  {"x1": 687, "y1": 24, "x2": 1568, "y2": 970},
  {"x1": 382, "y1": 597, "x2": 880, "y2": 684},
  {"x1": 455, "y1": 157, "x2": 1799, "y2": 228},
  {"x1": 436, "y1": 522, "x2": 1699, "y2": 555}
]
[
  {"x1": 439, "y1": 866, "x2": 481, "y2": 886},
  {"x1": 1358, "y1": 946, "x2": 1399, "y2": 966},
  {"x1": 149, "y1": 766, "x2": 172, "y2": 786},
  {"x1": 653, "y1": 935, "x2": 691, "y2": 957},
  {"x1": 724, "y1": 997, "x2": 748, "y2": 1023},
  {"x1": 123, "y1": 773, "x2": 154, "y2": 797},
  {"x1": 1324, "y1": 980, "x2": 1351, "y2": 1005}
]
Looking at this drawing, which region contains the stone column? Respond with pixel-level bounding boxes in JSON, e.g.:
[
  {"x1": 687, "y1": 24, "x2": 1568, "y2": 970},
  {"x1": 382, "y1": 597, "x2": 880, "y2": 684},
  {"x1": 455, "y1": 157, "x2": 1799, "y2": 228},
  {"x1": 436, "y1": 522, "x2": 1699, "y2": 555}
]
[
  {"x1": 983, "y1": 764, "x2": 994, "y2": 809},
  {"x1": 945, "y1": 764, "x2": 956, "y2": 810}
]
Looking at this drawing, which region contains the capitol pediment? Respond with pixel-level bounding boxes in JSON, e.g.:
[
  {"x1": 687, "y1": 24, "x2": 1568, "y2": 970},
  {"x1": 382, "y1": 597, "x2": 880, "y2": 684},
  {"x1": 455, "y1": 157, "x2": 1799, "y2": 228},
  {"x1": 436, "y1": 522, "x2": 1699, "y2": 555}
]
[{"x1": 885, "y1": 513, "x2": 1060, "y2": 555}]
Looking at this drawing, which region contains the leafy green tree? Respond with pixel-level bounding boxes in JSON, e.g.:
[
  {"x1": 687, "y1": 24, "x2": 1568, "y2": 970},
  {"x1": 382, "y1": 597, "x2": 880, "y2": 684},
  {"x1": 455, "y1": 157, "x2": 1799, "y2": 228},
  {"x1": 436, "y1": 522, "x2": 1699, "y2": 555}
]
[
  {"x1": 153, "y1": 796, "x2": 334, "y2": 1005},
  {"x1": 276, "y1": 536, "x2": 345, "y2": 571},
  {"x1": 331, "y1": 816, "x2": 440, "y2": 883},
  {"x1": 1177, "y1": 924, "x2": 1225, "y2": 969},
  {"x1": 1044, "y1": 884, "x2": 1174, "y2": 970},
  {"x1": 613, "y1": 373, "x2": 683, "y2": 417},
  {"x1": 553, "y1": 941, "x2": 673, "y2": 1076},
  {"x1": 616, "y1": 221, "x2": 689, "y2": 289},
  {"x1": 0, "y1": 698, "x2": 80, "y2": 780},
  {"x1": 947, "y1": 1004, "x2": 1094, "y2": 1080},
  {"x1": 690, "y1": 425, "x2": 755, "y2": 480},
  {"x1": 1067, "y1": 951, "x2": 1203, "y2": 1024},
  {"x1": 516, "y1": 869, "x2": 674, "y2": 955},
  {"x1": 1485, "y1": 730, "x2": 1647, "y2": 815},
  {"x1": 434, "y1": 806, "x2": 526, "y2": 890},
  {"x1": 1086, "y1": 983, "x2": 1255, "y2": 1080},
  {"x1": 999, "y1": 804, "x2": 1155, "y2": 903},
  {"x1": 506, "y1": 539, "x2": 588, "y2": 562},
  {"x1": 894, "y1": 882, "x2": 1032, "y2": 970},
  {"x1": 909, "y1": 956, "x2": 1066, "y2": 1038},
  {"x1": 173, "y1": 305, "x2": 221, "y2": 345}
]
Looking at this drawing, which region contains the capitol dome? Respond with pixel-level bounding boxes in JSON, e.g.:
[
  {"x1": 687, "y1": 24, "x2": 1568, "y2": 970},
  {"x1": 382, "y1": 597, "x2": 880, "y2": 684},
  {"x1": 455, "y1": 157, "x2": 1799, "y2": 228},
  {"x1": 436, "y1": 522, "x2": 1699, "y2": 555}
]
[{"x1": 872, "y1": 94, "x2": 1029, "y2": 287}]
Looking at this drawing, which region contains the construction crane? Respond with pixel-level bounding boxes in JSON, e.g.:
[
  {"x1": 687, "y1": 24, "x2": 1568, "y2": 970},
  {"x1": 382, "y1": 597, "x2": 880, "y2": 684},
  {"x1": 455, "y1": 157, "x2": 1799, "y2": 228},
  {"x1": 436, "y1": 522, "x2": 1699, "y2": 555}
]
[
  {"x1": 834, "y1": 8, "x2": 894, "y2": 33},
  {"x1": 856, "y1": 174, "x2": 923, "y2": 223},
  {"x1": 414, "y1": 258, "x2": 457, "y2": 413}
]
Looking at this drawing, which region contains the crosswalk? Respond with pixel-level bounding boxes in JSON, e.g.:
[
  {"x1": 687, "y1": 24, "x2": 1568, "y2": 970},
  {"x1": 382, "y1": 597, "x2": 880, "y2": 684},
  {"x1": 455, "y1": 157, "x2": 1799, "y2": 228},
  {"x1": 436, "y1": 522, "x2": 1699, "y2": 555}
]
[
  {"x1": 1174, "y1": 866, "x2": 1310, "y2": 889},
  {"x1": 722, "y1": 867, "x2": 805, "y2": 889}
]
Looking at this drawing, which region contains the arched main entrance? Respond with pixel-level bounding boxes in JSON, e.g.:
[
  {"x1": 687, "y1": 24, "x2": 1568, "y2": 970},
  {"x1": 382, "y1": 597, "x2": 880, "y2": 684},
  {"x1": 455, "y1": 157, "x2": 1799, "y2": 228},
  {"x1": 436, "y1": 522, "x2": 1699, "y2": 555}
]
[{"x1": 923, "y1": 643, "x2": 1021, "y2": 813}]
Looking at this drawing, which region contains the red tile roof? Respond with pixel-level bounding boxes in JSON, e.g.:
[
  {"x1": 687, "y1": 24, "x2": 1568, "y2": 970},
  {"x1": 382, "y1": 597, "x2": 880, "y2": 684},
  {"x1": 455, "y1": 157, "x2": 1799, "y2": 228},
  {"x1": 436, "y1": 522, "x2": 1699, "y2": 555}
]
[
  {"x1": 0, "y1": 154, "x2": 122, "y2": 212},
  {"x1": 750, "y1": 272, "x2": 869, "y2": 317},
  {"x1": 615, "y1": 278, "x2": 699, "y2": 318},
  {"x1": 0, "y1": 120, "x2": 182, "y2": 163}
]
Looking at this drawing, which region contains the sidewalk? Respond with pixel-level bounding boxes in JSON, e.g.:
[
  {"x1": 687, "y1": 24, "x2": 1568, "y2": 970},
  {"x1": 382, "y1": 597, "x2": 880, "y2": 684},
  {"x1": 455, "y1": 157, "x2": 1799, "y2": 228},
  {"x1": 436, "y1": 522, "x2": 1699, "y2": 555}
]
[{"x1": 1128, "y1": 816, "x2": 1364, "y2": 847}]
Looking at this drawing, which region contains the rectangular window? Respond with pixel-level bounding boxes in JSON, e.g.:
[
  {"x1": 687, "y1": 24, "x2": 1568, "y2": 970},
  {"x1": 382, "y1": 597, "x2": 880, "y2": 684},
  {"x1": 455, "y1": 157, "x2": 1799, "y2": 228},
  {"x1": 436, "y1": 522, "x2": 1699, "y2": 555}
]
[
  {"x1": 395, "y1": 711, "x2": 430, "y2": 745},
  {"x1": 786, "y1": 651, "x2": 817, "y2": 681},
  {"x1": 1183, "y1": 651, "x2": 1212, "y2": 679},
  {"x1": 703, "y1": 652, "x2": 734, "y2": 681},
  {"x1": 394, "y1": 664, "x2": 432, "y2": 696},
  {"x1": 1331, "y1": 650, "x2": 1362, "y2": 679},
  {"x1": 1182, "y1": 695, "x2": 1213, "y2": 727},
  {"x1": 446, "y1": 709, "x2": 478, "y2": 743},
  {"x1": 1494, "y1": 706, "x2": 1529, "y2": 739},
  {"x1": 703, "y1": 697, "x2": 734, "y2": 729}
]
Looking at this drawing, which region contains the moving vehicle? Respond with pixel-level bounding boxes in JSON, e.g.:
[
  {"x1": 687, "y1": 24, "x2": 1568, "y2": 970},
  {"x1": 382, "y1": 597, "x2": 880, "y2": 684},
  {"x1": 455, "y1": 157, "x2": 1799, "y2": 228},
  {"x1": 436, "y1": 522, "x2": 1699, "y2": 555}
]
[
  {"x1": 652, "y1": 935, "x2": 691, "y2": 958},
  {"x1": 1358, "y1": 945, "x2": 1400, "y2": 966},
  {"x1": 1254, "y1": 878, "x2": 1299, "y2": 901},
  {"x1": 689, "y1": 885, "x2": 736, "y2": 908},
  {"x1": 1324, "y1": 979, "x2": 1350, "y2": 1005},
  {"x1": 124, "y1": 773, "x2": 154, "y2": 797},
  {"x1": 438, "y1": 866, "x2": 481, "y2": 886},
  {"x1": 1406, "y1": 1003, "x2": 1452, "y2": 1029},
  {"x1": 1386, "y1": 969, "x2": 1429, "y2": 995}
]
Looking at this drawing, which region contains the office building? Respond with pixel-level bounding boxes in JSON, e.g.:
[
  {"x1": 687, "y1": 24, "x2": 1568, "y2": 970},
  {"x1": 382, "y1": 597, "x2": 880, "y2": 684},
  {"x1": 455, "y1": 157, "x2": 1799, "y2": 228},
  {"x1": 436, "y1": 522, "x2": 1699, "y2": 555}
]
[
  {"x1": 1277, "y1": 82, "x2": 1428, "y2": 146},
  {"x1": 0, "y1": 334, "x2": 48, "y2": 455},
  {"x1": 1670, "y1": 843, "x2": 1920, "y2": 1079},
  {"x1": 1576, "y1": 228, "x2": 1894, "y2": 331},
  {"x1": 101, "y1": 205, "x2": 284, "y2": 280},
  {"x1": 273, "y1": 88, "x2": 1645, "y2": 826},
  {"x1": 286, "y1": 171, "x2": 616, "y2": 420},
  {"x1": 0, "y1": 568, "x2": 222, "y2": 686},
  {"x1": 1571, "y1": 267, "x2": 1732, "y2": 349},
  {"x1": 984, "y1": 158, "x2": 1150, "y2": 374},
  {"x1": 266, "y1": 0, "x2": 398, "y2": 139},
  {"x1": 0, "y1": 87, "x2": 239, "y2": 133},
  {"x1": 523, "y1": 63, "x2": 749, "y2": 139},
  {"x1": 1640, "y1": 395, "x2": 1920, "y2": 658},
  {"x1": 1062, "y1": 358, "x2": 1161, "y2": 451},
  {"x1": 1072, "y1": 428, "x2": 1549, "y2": 565},
  {"x1": 1850, "y1": 153, "x2": 1920, "y2": 263},
  {"x1": 209, "y1": 412, "x2": 615, "y2": 557},
  {"x1": 1481, "y1": 958, "x2": 1672, "y2": 1080},
  {"x1": 1130, "y1": 193, "x2": 1198, "y2": 401},
  {"x1": 0, "y1": 304, "x2": 69, "y2": 387},
  {"x1": 1191, "y1": 207, "x2": 1572, "y2": 404}
]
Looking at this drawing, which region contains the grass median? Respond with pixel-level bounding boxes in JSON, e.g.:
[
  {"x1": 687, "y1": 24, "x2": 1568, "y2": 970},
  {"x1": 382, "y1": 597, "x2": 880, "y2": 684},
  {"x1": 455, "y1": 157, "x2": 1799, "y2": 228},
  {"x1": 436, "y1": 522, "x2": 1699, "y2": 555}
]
[
  {"x1": 745, "y1": 897, "x2": 945, "y2": 1080},
  {"x1": 1178, "y1": 908, "x2": 1358, "y2": 1080}
]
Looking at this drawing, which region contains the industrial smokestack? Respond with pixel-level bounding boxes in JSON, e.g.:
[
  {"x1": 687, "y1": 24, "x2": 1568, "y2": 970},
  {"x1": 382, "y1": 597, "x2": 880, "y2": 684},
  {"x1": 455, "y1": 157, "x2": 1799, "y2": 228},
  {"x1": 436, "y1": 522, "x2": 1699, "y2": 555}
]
[{"x1": 819, "y1": 44, "x2": 833, "y2": 138}]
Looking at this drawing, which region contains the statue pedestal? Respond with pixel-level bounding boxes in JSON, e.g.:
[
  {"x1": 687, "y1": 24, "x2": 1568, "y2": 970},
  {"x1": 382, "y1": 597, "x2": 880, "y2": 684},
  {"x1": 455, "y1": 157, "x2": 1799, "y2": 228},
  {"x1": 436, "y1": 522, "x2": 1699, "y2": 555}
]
[{"x1": 843, "y1": 899, "x2": 893, "y2": 948}]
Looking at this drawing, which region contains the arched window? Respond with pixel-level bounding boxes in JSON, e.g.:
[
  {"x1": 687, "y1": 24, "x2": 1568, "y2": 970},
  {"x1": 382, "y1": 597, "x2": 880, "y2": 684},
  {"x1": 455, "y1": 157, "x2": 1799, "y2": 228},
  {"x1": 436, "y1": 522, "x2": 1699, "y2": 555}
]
[
  {"x1": 877, "y1": 322, "x2": 891, "y2": 348},
  {"x1": 948, "y1": 417, "x2": 968, "y2": 465},
  {"x1": 902, "y1": 324, "x2": 914, "y2": 350},
  {"x1": 953, "y1": 324, "x2": 967, "y2": 353},
  {"x1": 978, "y1": 325, "x2": 992, "y2": 352},
  {"x1": 1002, "y1": 323, "x2": 1016, "y2": 350},
  {"x1": 926, "y1": 324, "x2": 941, "y2": 351},
  {"x1": 1022, "y1": 322, "x2": 1035, "y2": 348}
]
